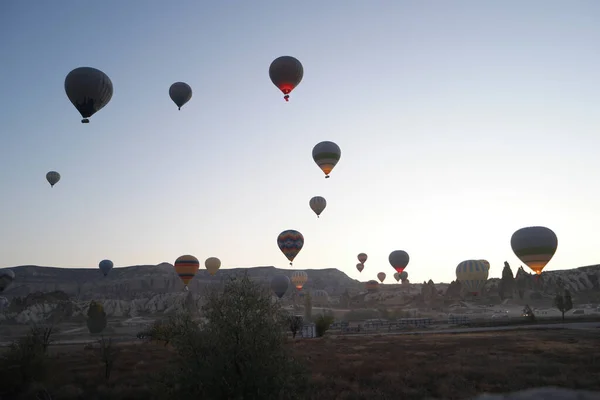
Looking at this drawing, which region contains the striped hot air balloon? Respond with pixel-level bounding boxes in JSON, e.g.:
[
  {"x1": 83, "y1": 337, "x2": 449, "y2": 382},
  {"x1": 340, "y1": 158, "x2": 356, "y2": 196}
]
[
  {"x1": 312, "y1": 141, "x2": 341, "y2": 178},
  {"x1": 511, "y1": 226, "x2": 558, "y2": 275},
  {"x1": 455, "y1": 259, "x2": 489, "y2": 295},
  {"x1": 277, "y1": 230, "x2": 304, "y2": 265},
  {"x1": 174, "y1": 255, "x2": 200, "y2": 289},
  {"x1": 291, "y1": 271, "x2": 308, "y2": 290}
]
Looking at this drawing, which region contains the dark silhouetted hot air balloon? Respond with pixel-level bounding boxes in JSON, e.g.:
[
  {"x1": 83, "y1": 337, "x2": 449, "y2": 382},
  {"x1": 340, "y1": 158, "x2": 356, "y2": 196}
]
[
  {"x1": 205, "y1": 257, "x2": 221, "y2": 276},
  {"x1": 46, "y1": 171, "x2": 60, "y2": 187},
  {"x1": 291, "y1": 271, "x2": 308, "y2": 290},
  {"x1": 393, "y1": 272, "x2": 401, "y2": 282},
  {"x1": 357, "y1": 253, "x2": 367, "y2": 264},
  {"x1": 277, "y1": 230, "x2": 304, "y2": 265},
  {"x1": 377, "y1": 272, "x2": 386, "y2": 283},
  {"x1": 400, "y1": 271, "x2": 408, "y2": 281},
  {"x1": 64, "y1": 67, "x2": 113, "y2": 123},
  {"x1": 511, "y1": 226, "x2": 558, "y2": 275},
  {"x1": 174, "y1": 255, "x2": 200, "y2": 290},
  {"x1": 269, "y1": 56, "x2": 303, "y2": 101},
  {"x1": 312, "y1": 141, "x2": 341, "y2": 179},
  {"x1": 99, "y1": 260, "x2": 113, "y2": 277},
  {"x1": 271, "y1": 275, "x2": 290, "y2": 299},
  {"x1": 389, "y1": 250, "x2": 409, "y2": 273},
  {"x1": 455, "y1": 259, "x2": 489, "y2": 295},
  {"x1": 366, "y1": 280, "x2": 379, "y2": 292},
  {"x1": 356, "y1": 263, "x2": 364, "y2": 273},
  {"x1": 169, "y1": 82, "x2": 192, "y2": 110},
  {"x1": 309, "y1": 196, "x2": 327, "y2": 218}
]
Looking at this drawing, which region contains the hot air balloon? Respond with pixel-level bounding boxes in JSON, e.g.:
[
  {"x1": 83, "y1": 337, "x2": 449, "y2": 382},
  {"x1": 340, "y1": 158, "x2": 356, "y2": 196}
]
[
  {"x1": 269, "y1": 56, "x2": 303, "y2": 102},
  {"x1": 389, "y1": 250, "x2": 409, "y2": 273},
  {"x1": 456, "y1": 259, "x2": 490, "y2": 295},
  {"x1": 99, "y1": 259, "x2": 113, "y2": 277},
  {"x1": 174, "y1": 255, "x2": 200, "y2": 290},
  {"x1": 205, "y1": 257, "x2": 221, "y2": 276},
  {"x1": 511, "y1": 226, "x2": 558, "y2": 275},
  {"x1": 400, "y1": 271, "x2": 408, "y2": 281},
  {"x1": 312, "y1": 289, "x2": 329, "y2": 305},
  {"x1": 356, "y1": 263, "x2": 364, "y2": 273},
  {"x1": 377, "y1": 272, "x2": 386, "y2": 283},
  {"x1": 277, "y1": 230, "x2": 304, "y2": 265},
  {"x1": 357, "y1": 253, "x2": 368, "y2": 264},
  {"x1": 291, "y1": 271, "x2": 308, "y2": 290},
  {"x1": 46, "y1": 171, "x2": 60, "y2": 187},
  {"x1": 365, "y1": 280, "x2": 379, "y2": 292},
  {"x1": 479, "y1": 260, "x2": 490, "y2": 273},
  {"x1": 0, "y1": 269, "x2": 15, "y2": 293},
  {"x1": 393, "y1": 272, "x2": 401, "y2": 282},
  {"x1": 271, "y1": 275, "x2": 290, "y2": 299},
  {"x1": 64, "y1": 67, "x2": 113, "y2": 123},
  {"x1": 312, "y1": 141, "x2": 341, "y2": 179},
  {"x1": 169, "y1": 82, "x2": 192, "y2": 110},
  {"x1": 309, "y1": 196, "x2": 327, "y2": 218}
]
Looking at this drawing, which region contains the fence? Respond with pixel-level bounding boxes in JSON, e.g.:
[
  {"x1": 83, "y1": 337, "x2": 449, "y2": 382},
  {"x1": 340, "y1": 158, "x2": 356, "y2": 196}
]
[{"x1": 448, "y1": 315, "x2": 470, "y2": 325}]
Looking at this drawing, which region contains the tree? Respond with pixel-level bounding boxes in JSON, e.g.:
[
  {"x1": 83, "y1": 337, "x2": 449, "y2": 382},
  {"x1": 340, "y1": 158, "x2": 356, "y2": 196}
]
[
  {"x1": 554, "y1": 290, "x2": 573, "y2": 321},
  {"x1": 304, "y1": 292, "x2": 312, "y2": 322},
  {"x1": 288, "y1": 315, "x2": 303, "y2": 338},
  {"x1": 157, "y1": 274, "x2": 308, "y2": 399},
  {"x1": 86, "y1": 301, "x2": 107, "y2": 334}
]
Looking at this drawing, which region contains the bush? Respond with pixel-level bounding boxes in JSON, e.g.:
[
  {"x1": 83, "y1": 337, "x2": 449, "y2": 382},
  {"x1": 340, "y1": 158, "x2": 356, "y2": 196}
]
[
  {"x1": 0, "y1": 326, "x2": 55, "y2": 397},
  {"x1": 288, "y1": 315, "x2": 303, "y2": 338},
  {"x1": 157, "y1": 273, "x2": 309, "y2": 399},
  {"x1": 96, "y1": 336, "x2": 120, "y2": 381},
  {"x1": 315, "y1": 314, "x2": 335, "y2": 337},
  {"x1": 87, "y1": 301, "x2": 108, "y2": 334}
]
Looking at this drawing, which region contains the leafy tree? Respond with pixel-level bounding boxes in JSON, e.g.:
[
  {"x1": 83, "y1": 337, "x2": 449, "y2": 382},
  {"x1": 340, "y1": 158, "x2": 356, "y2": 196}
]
[
  {"x1": 86, "y1": 301, "x2": 107, "y2": 334},
  {"x1": 288, "y1": 315, "x2": 303, "y2": 338},
  {"x1": 157, "y1": 274, "x2": 308, "y2": 400},
  {"x1": 304, "y1": 292, "x2": 312, "y2": 322},
  {"x1": 314, "y1": 314, "x2": 335, "y2": 337},
  {"x1": 554, "y1": 290, "x2": 573, "y2": 321}
]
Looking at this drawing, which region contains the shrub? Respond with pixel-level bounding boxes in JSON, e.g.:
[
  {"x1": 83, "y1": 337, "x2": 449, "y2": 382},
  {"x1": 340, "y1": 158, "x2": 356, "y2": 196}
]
[
  {"x1": 157, "y1": 273, "x2": 309, "y2": 399},
  {"x1": 97, "y1": 336, "x2": 120, "y2": 381},
  {"x1": 0, "y1": 326, "x2": 53, "y2": 397},
  {"x1": 87, "y1": 301, "x2": 107, "y2": 334},
  {"x1": 315, "y1": 314, "x2": 335, "y2": 337},
  {"x1": 289, "y1": 315, "x2": 303, "y2": 338}
]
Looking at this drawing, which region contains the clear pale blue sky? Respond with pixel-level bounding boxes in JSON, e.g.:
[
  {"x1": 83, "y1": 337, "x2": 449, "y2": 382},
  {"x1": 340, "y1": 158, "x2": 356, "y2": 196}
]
[{"x1": 1, "y1": 1, "x2": 599, "y2": 284}]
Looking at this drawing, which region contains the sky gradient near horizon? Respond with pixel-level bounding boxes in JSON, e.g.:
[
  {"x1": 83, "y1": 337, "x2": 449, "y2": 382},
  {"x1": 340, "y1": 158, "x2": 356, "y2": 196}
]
[{"x1": 1, "y1": 1, "x2": 600, "y2": 284}]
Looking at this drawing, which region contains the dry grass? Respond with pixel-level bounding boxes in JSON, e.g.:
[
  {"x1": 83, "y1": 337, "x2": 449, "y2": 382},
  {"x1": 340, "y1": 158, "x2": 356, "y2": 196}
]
[{"x1": 16, "y1": 329, "x2": 600, "y2": 399}]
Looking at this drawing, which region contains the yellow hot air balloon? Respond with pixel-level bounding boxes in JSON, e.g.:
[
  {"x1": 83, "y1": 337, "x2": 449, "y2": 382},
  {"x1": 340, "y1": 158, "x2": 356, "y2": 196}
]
[
  {"x1": 174, "y1": 255, "x2": 200, "y2": 289},
  {"x1": 291, "y1": 271, "x2": 308, "y2": 290},
  {"x1": 455, "y1": 259, "x2": 489, "y2": 295},
  {"x1": 205, "y1": 257, "x2": 221, "y2": 276}
]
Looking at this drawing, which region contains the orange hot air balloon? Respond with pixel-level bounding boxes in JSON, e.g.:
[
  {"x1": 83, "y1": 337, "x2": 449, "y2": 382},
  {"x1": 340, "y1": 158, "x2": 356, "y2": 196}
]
[
  {"x1": 174, "y1": 255, "x2": 200, "y2": 289},
  {"x1": 291, "y1": 271, "x2": 308, "y2": 290},
  {"x1": 269, "y1": 56, "x2": 303, "y2": 102}
]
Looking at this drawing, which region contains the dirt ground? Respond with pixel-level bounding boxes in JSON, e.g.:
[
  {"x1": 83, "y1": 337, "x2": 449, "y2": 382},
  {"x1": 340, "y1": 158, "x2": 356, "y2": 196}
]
[{"x1": 4, "y1": 328, "x2": 600, "y2": 399}]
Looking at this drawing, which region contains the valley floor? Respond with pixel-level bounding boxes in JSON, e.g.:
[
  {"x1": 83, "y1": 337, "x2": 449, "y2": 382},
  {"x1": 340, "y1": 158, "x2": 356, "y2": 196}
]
[{"x1": 5, "y1": 328, "x2": 600, "y2": 399}]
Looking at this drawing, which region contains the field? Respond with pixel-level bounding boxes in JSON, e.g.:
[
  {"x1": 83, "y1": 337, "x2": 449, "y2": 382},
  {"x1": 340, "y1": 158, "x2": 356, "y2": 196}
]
[{"x1": 8, "y1": 328, "x2": 600, "y2": 399}]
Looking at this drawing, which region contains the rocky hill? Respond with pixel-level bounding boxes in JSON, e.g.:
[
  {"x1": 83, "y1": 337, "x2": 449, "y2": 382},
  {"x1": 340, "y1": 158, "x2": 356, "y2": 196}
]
[{"x1": 1, "y1": 264, "x2": 364, "y2": 301}]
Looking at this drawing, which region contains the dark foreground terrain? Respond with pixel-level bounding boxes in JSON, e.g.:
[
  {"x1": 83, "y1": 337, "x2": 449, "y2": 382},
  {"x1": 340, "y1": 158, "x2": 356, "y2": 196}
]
[{"x1": 4, "y1": 329, "x2": 600, "y2": 399}]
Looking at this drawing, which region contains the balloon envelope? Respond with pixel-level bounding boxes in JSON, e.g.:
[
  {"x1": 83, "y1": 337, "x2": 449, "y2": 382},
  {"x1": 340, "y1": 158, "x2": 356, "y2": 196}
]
[
  {"x1": 0, "y1": 269, "x2": 15, "y2": 293},
  {"x1": 169, "y1": 82, "x2": 192, "y2": 110},
  {"x1": 456, "y1": 260, "x2": 489, "y2": 295},
  {"x1": 174, "y1": 255, "x2": 200, "y2": 287},
  {"x1": 46, "y1": 171, "x2": 60, "y2": 187},
  {"x1": 400, "y1": 271, "x2": 408, "y2": 281},
  {"x1": 205, "y1": 257, "x2": 221, "y2": 276},
  {"x1": 366, "y1": 280, "x2": 379, "y2": 292},
  {"x1": 393, "y1": 272, "x2": 401, "y2": 282},
  {"x1": 312, "y1": 141, "x2": 341, "y2": 178},
  {"x1": 99, "y1": 260, "x2": 113, "y2": 277},
  {"x1": 309, "y1": 196, "x2": 327, "y2": 217},
  {"x1": 269, "y1": 56, "x2": 303, "y2": 101},
  {"x1": 511, "y1": 226, "x2": 558, "y2": 275},
  {"x1": 271, "y1": 275, "x2": 290, "y2": 299},
  {"x1": 357, "y1": 253, "x2": 368, "y2": 264},
  {"x1": 377, "y1": 272, "x2": 386, "y2": 283},
  {"x1": 356, "y1": 263, "x2": 364, "y2": 273},
  {"x1": 277, "y1": 230, "x2": 304, "y2": 265},
  {"x1": 64, "y1": 67, "x2": 113, "y2": 123},
  {"x1": 291, "y1": 271, "x2": 308, "y2": 290},
  {"x1": 389, "y1": 250, "x2": 410, "y2": 273}
]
